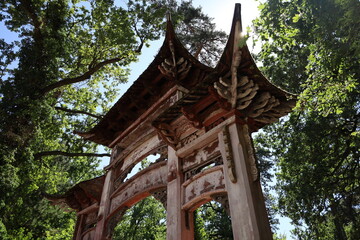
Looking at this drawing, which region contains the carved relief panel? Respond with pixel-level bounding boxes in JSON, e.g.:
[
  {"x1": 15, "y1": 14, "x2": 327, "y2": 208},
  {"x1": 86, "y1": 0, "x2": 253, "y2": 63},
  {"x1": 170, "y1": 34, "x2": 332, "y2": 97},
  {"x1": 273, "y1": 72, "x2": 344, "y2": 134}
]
[
  {"x1": 110, "y1": 161, "x2": 168, "y2": 214},
  {"x1": 182, "y1": 166, "x2": 226, "y2": 210}
]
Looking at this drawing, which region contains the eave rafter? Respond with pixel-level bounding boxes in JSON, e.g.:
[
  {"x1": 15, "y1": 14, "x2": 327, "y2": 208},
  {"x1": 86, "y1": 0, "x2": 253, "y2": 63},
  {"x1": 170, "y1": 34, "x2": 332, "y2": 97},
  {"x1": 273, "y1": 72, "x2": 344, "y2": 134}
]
[
  {"x1": 212, "y1": 3, "x2": 296, "y2": 129},
  {"x1": 46, "y1": 176, "x2": 105, "y2": 211}
]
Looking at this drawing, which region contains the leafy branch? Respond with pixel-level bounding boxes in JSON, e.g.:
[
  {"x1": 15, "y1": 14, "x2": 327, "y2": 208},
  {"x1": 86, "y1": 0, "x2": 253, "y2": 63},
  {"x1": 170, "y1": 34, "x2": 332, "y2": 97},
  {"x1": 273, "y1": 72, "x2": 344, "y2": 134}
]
[
  {"x1": 20, "y1": 0, "x2": 43, "y2": 41},
  {"x1": 34, "y1": 151, "x2": 110, "y2": 160},
  {"x1": 55, "y1": 106, "x2": 103, "y2": 119},
  {"x1": 40, "y1": 56, "x2": 127, "y2": 95},
  {"x1": 40, "y1": 36, "x2": 145, "y2": 95}
]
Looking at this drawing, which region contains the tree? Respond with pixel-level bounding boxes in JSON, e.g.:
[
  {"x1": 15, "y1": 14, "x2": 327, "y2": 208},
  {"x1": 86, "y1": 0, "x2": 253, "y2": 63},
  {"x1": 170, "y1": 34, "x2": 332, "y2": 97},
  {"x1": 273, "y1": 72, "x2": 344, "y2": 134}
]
[
  {"x1": 169, "y1": 0, "x2": 228, "y2": 66},
  {"x1": 194, "y1": 201, "x2": 233, "y2": 240},
  {"x1": 254, "y1": 0, "x2": 360, "y2": 238},
  {"x1": 113, "y1": 196, "x2": 167, "y2": 240},
  {"x1": 0, "y1": 0, "x2": 166, "y2": 238}
]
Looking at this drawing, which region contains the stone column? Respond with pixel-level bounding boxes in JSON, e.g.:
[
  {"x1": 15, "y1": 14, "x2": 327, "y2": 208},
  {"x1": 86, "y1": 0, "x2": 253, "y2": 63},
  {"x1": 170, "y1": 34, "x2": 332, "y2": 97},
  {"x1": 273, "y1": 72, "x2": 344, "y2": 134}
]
[
  {"x1": 94, "y1": 168, "x2": 114, "y2": 240},
  {"x1": 218, "y1": 122, "x2": 272, "y2": 240},
  {"x1": 166, "y1": 146, "x2": 194, "y2": 240},
  {"x1": 74, "y1": 214, "x2": 84, "y2": 240}
]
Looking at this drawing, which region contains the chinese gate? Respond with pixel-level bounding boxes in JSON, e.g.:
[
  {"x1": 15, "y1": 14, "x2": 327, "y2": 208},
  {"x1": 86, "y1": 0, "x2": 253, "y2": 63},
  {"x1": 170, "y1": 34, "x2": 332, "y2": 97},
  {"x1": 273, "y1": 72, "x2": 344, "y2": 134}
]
[{"x1": 48, "y1": 4, "x2": 296, "y2": 240}]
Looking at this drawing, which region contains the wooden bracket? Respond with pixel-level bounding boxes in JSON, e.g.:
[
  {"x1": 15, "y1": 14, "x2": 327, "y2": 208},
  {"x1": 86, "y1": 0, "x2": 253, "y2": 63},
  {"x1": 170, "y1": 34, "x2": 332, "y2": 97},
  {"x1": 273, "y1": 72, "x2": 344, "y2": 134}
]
[
  {"x1": 208, "y1": 86, "x2": 231, "y2": 111},
  {"x1": 241, "y1": 125, "x2": 259, "y2": 182},
  {"x1": 181, "y1": 106, "x2": 203, "y2": 129},
  {"x1": 153, "y1": 123, "x2": 178, "y2": 149}
]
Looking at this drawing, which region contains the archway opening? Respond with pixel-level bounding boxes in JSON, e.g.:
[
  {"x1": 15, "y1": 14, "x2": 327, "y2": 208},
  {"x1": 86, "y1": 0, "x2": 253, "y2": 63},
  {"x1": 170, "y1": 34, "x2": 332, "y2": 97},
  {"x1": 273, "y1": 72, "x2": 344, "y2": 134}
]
[
  {"x1": 194, "y1": 200, "x2": 233, "y2": 240},
  {"x1": 123, "y1": 153, "x2": 161, "y2": 182},
  {"x1": 112, "y1": 196, "x2": 167, "y2": 240}
]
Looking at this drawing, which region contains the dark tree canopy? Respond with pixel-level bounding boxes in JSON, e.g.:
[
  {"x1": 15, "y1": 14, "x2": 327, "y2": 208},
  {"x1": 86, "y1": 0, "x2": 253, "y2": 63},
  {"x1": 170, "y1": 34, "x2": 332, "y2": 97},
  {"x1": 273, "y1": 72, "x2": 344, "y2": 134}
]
[{"x1": 254, "y1": 0, "x2": 360, "y2": 238}]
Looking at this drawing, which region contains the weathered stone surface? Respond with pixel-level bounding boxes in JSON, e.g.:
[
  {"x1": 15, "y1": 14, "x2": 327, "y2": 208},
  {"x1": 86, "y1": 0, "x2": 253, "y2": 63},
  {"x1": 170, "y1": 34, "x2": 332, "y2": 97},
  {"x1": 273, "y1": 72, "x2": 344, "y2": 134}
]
[
  {"x1": 182, "y1": 166, "x2": 226, "y2": 210},
  {"x1": 110, "y1": 161, "x2": 167, "y2": 213},
  {"x1": 182, "y1": 140, "x2": 219, "y2": 172}
]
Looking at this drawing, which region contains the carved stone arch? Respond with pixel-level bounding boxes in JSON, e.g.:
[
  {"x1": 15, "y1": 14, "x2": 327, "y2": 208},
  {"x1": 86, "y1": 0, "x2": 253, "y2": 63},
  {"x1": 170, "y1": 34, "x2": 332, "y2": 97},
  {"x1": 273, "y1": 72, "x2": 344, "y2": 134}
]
[
  {"x1": 105, "y1": 206, "x2": 128, "y2": 239},
  {"x1": 113, "y1": 134, "x2": 167, "y2": 188},
  {"x1": 210, "y1": 193, "x2": 230, "y2": 216},
  {"x1": 151, "y1": 187, "x2": 167, "y2": 209},
  {"x1": 179, "y1": 165, "x2": 228, "y2": 240},
  {"x1": 182, "y1": 165, "x2": 226, "y2": 212},
  {"x1": 109, "y1": 161, "x2": 168, "y2": 218}
]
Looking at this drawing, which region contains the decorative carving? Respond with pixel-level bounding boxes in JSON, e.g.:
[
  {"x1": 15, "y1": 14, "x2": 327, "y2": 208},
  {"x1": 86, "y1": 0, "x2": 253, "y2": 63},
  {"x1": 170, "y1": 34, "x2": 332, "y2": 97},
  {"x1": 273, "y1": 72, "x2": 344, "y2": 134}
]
[
  {"x1": 213, "y1": 42, "x2": 258, "y2": 111},
  {"x1": 242, "y1": 125, "x2": 258, "y2": 182},
  {"x1": 184, "y1": 155, "x2": 223, "y2": 181},
  {"x1": 181, "y1": 106, "x2": 203, "y2": 128},
  {"x1": 106, "y1": 207, "x2": 128, "y2": 238},
  {"x1": 158, "y1": 41, "x2": 192, "y2": 82},
  {"x1": 222, "y1": 126, "x2": 237, "y2": 183},
  {"x1": 154, "y1": 123, "x2": 178, "y2": 148},
  {"x1": 214, "y1": 73, "x2": 259, "y2": 111},
  {"x1": 151, "y1": 188, "x2": 167, "y2": 209},
  {"x1": 180, "y1": 131, "x2": 199, "y2": 147},
  {"x1": 255, "y1": 101, "x2": 295, "y2": 124},
  {"x1": 158, "y1": 57, "x2": 190, "y2": 80},
  {"x1": 174, "y1": 117, "x2": 193, "y2": 133},
  {"x1": 246, "y1": 92, "x2": 279, "y2": 118},
  {"x1": 205, "y1": 117, "x2": 226, "y2": 132},
  {"x1": 208, "y1": 86, "x2": 231, "y2": 110},
  {"x1": 183, "y1": 166, "x2": 225, "y2": 204},
  {"x1": 211, "y1": 193, "x2": 230, "y2": 216}
]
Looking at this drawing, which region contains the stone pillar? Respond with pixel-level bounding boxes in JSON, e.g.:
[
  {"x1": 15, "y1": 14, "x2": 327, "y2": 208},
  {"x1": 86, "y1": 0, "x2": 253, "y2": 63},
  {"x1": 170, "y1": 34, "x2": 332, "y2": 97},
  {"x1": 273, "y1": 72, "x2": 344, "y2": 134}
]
[
  {"x1": 94, "y1": 168, "x2": 114, "y2": 240},
  {"x1": 166, "y1": 146, "x2": 194, "y2": 240},
  {"x1": 218, "y1": 122, "x2": 272, "y2": 240},
  {"x1": 74, "y1": 214, "x2": 84, "y2": 240}
]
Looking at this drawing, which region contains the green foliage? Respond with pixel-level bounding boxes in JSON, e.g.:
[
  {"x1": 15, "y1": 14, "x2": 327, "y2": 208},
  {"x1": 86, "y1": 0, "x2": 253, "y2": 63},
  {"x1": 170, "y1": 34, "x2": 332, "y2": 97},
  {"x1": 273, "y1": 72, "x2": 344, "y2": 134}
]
[
  {"x1": 113, "y1": 196, "x2": 166, "y2": 240},
  {"x1": 167, "y1": 0, "x2": 228, "y2": 66},
  {"x1": 194, "y1": 201, "x2": 233, "y2": 240},
  {"x1": 0, "y1": 0, "x2": 166, "y2": 238},
  {"x1": 273, "y1": 233, "x2": 287, "y2": 240},
  {"x1": 254, "y1": 0, "x2": 360, "y2": 238}
]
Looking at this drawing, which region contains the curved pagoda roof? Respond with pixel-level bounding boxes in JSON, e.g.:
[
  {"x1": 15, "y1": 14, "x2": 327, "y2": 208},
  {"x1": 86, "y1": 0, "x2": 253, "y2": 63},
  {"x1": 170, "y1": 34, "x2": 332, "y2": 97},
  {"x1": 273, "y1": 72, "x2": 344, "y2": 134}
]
[
  {"x1": 76, "y1": 3, "x2": 296, "y2": 147},
  {"x1": 46, "y1": 175, "x2": 105, "y2": 211}
]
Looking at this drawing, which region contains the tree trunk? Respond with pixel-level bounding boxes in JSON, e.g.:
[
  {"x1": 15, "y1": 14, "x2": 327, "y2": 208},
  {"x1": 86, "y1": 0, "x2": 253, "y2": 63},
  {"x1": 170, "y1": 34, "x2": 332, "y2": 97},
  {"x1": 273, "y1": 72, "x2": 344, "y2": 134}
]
[{"x1": 330, "y1": 202, "x2": 347, "y2": 240}]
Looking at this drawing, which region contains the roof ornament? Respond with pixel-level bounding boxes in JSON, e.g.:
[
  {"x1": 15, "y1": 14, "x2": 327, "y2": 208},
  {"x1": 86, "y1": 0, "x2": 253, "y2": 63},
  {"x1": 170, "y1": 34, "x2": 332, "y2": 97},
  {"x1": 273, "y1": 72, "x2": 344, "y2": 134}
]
[
  {"x1": 214, "y1": 17, "x2": 259, "y2": 111},
  {"x1": 158, "y1": 40, "x2": 192, "y2": 82}
]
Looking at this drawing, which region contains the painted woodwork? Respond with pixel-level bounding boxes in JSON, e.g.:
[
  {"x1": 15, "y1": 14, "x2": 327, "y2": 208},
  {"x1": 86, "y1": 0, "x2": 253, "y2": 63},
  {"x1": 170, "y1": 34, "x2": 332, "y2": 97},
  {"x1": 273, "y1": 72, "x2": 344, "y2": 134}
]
[
  {"x1": 110, "y1": 161, "x2": 168, "y2": 214},
  {"x1": 47, "y1": 4, "x2": 296, "y2": 240},
  {"x1": 182, "y1": 166, "x2": 226, "y2": 211}
]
